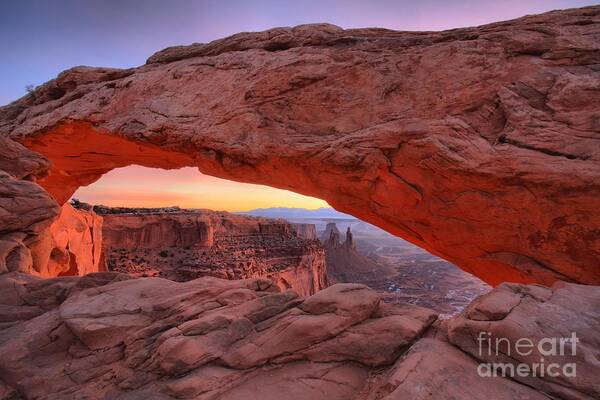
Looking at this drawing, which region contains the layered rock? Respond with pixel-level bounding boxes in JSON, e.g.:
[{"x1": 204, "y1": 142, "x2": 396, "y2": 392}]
[
  {"x1": 447, "y1": 281, "x2": 600, "y2": 399},
  {"x1": 0, "y1": 273, "x2": 437, "y2": 399},
  {"x1": 290, "y1": 223, "x2": 317, "y2": 240},
  {"x1": 32, "y1": 203, "x2": 105, "y2": 277},
  {"x1": 101, "y1": 210, "x2": 213, "y2": 250},
  {"x1": 0, "y1": 137, "x2": 59, "y2": 275},
  {"x1": 375, "y1": 338, "x2": 550, "y2": 400},
  {"x1": 373, "y1": 282, "x2": 600, "y2": 400},
  {"x1": 0, "y1": 272, "x2": 598, "y2": 399},
  {"x1": 1, "y1": 6, "x2": 599, "y2": 285},
  {"x1": 321, "y1": 222, "x2": 342, "y2": 245},
  {"x1": 322, "y1": 223, "x2": 390, "y2": 284},
  {"x1": 99, "y1": 207, "x2": 327, "y2": 296}
]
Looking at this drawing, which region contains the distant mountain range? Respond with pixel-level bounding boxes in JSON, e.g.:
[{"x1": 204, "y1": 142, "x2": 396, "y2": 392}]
[{"x1": 238, "y1": 207, "x2": 356, "y2": 220}]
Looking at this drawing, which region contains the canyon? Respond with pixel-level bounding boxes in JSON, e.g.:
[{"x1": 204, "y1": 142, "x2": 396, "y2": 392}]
[
  {"x1": 45, "y1": 202, "x2": 328, "y2": 297},
  {"x1": 0, "y1": 5, "x2": 599, "y2": 400},
  {"x1": 100, "y1": 206, "x2": 327, "y2": 296},
  {"x1": 317, "y1": 221, "x2": 490, "y2": 317},
  {"x1": 48, "y1": 201, "x2": 487, "y2": 317}
]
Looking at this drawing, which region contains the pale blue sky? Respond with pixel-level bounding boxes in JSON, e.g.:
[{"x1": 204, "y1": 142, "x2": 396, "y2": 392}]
[{"x1": 1, "y1": 0, "x2": 596, "y2": 105}]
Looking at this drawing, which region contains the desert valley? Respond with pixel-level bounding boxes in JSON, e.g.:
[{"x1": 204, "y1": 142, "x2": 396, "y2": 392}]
[{"x1": 0, "y1": 3, "x2": 599, "y2": 400}]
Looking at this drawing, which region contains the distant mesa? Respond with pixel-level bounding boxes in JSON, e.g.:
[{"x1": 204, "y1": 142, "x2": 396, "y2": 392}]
[{"x1": 240, "y1": 207, "x2": 356, "y2": 220}]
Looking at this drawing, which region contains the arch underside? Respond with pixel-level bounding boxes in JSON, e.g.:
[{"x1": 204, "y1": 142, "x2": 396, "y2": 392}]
[{"x1": 2, "y1": 7, "x2": 600, "y2": 286}]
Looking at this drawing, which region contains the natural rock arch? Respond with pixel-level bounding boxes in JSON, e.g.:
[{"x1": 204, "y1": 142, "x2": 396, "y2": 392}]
[{"x1": 1, "y1": 6, "x2": 599, "y2": 286}]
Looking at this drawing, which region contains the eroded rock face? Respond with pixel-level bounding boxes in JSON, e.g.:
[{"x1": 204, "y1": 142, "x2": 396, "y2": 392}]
[
  {"x1": 321, "y1": 222, "x2": 391, "y2": 285},
  {"x1": 0, "y1": 273, "x2": 436, "y2": 399},
  {"x1": 376, "y1": 338, "x2": 550, "y2": 400},
  {"x1": 0, "y1": 272, "x2": 597, "y2": 399},
  {"x1": 41, "y1": 203, "x2": 105, "y2": 277},
  {"x1": 448, "y1": 281, "x2": 600, "y2": 399},
  {"x1": 100, "y1": 207, "x2": 327, "y2": 296},
  {"x1": 0, "y1": 137, "x2": 59, "y2": 275},
  {"x1": 2, "y1": 6, "x2": 599, "y2": 286},
  {"x1": 290, "y1": 223, "x2": 317, "y2": 240},
  {"x1": 102, "y1": 211, "x2": 214, "y2": 250}
]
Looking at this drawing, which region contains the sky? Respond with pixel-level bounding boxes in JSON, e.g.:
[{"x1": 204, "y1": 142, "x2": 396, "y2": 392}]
[
  {"x1": 73, "y1": 166, "x2": 330, "y2": 211},
  {"x1": 2, "y1": 0, "x2": 595, "y2": 210}
]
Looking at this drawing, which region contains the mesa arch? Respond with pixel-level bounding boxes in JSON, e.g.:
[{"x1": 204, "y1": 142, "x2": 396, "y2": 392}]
[{"x1": 1, "y1": 6, "x2": 599, "y2": 286}]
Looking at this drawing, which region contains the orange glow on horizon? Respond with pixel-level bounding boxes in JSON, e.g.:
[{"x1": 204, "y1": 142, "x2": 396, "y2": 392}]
[{"x1": 72, "y1": 165, "x2": 330, "y2": 212}]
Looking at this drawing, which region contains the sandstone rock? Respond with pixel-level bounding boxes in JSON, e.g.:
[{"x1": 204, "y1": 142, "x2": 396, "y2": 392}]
[
  {"x1": 221, "y1": 283, "x2": 380, "y2": 368},
  {"x1": 290, "y1": 223, "x2": 317, "y2": 240},
  {"x1": 100, "y1": 207, "x2": 328, "y2": 296},
  {"x1": 321, "y1": 222, "x2": 388, "y2": 284},
  {"x1": 298, "y1": 282, "x2": 379, "y2": 318},
  {"x1": 41, "y1": 203, "x2": 105, "y2": 277},
  {"x1": 0, "y1": 137, "x2": 59, "y2": 276},
  {"x1": 0, "y1": 136, "x2": 49, "y2": 180},
  {"x1": 0, "y1": 272, "x2": 131, "y2": 331},
  {"x1": 0, "y1": 172, "x2": 57, "y2": 241},
  {"x1": 1, "y1": 270, "x2": 599, "y2": 399},
  {"x1": 102, "y1": 211, "x2": 214, "y2": 250},
  {"x1": 377, "y1": 338, "x2": 549, "y2": 400},
  {"x1": 156, "y1": 310, "x2": 254, "y2": 375},
  {"x1": 448, "y1": 281, "x2": 600, "y2": 399},
  {"x1": 164, "y1": 365, "x2": 242, "y2": 398},
  {"x1": 0, "y1": 234, "x2": 32, "y2": 275},
  {"x1": 1, "y1": 7, "x2": 599, "y2": 285},
  {"x1": 217, "y1": 361, "x2": 368, "y2": 400},
  {"x1": 0, "y1": 273, "x2": 437, "y2": 399},
  {"x1": 293, "y1": 305, "x2": 437, "y2": 366},
  {"x1": 321, "y1": 222, "x2": 342, "y2": 243}
]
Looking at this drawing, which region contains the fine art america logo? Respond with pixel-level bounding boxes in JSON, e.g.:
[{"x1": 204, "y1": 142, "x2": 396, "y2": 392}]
[{"x1": 477, "y1": 331, "x2": 579, "y2": 378}]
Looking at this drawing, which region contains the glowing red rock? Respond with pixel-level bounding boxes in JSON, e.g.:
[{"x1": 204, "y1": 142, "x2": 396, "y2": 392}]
[{"x1": 1, "y1": 6, "x2": 599, "y2": 286}]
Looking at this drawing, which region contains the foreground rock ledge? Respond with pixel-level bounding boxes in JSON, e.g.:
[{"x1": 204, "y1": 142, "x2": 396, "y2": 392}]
[
  {"x1": 1, "y1": 6, "x2": 599, "y2": 286},
  {"x1": 0, "y1": 273, "x2": 598, "y2": 399}
]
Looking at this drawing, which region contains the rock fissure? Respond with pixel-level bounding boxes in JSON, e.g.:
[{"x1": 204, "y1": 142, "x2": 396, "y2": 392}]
[{"x1": 498, "y1": 136, "x2": 590, "y2": 160}]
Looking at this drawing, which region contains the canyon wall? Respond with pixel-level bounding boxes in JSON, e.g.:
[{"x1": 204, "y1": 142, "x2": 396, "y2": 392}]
[
  {"x1": 43, "y1": 203, "x2": 105, "y2": 277},
  {"x1": 290, "y1": 223, "x2": 318, "y2": 240},
  {"x1": 99, "y1": 208, "x2": 327, "y2": 296},
  {"x1": 0, "y1": 7, "x2": 599, "y2": 286},
  {"x1": 102, "y1": 212, "x2": 214, "y2": 250}
]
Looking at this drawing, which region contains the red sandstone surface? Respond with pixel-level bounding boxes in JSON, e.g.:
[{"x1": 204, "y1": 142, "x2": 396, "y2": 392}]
[
  {"x1": 43, "y1": 203, "x2": 104, "y2": 278},
  {"x1": 1, "y1": 6, "x2": 599, "y2": 286},
  {"x1": 0, "y1": 272, "x2": 598, "y2": 399}
]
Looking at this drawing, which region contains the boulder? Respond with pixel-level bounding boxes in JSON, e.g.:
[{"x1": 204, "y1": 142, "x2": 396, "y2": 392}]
[
  {"x1": 448, "y1": 282, "x2": 600, "y2": 399},
  {"x1": 377, "y1": 338, "x2": 549, "y2": 400},
  {"x1": 0, "y1": 271, "x2": 599, "y2": 400}
]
